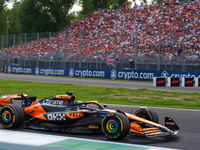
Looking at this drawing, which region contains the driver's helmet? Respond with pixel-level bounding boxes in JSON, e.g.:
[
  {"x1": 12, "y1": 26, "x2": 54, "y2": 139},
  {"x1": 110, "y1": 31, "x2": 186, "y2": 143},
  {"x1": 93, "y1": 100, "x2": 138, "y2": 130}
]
[{"x1": 75, "y1": 101, "x2": 86, "y2": 108}]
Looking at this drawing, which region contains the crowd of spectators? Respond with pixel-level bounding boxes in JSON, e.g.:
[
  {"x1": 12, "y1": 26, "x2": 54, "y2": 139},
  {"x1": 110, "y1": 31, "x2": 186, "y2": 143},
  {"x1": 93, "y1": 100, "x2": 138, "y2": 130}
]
[{"x1": 2, "y1": 1, "x2": 200, "y2": 65}]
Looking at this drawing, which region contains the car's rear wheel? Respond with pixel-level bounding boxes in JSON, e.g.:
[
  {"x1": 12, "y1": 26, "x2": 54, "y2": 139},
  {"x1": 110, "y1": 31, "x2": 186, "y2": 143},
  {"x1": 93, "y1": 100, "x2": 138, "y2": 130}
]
[
  {"x1": 101, "y1": 113, "x2": 129, "y2": 140},
  {"x1": 0, "y1": 104, "x2": 25, "y2": 129},
  {"x1": 134, "y1": 107, "x2": 159, "y2": 123}
]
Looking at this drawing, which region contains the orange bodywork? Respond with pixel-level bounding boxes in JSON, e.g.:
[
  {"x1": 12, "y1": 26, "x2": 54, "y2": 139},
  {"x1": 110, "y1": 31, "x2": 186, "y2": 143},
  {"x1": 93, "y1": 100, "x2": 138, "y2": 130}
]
[
  {"x1": 0, "y1": 98, "x2": 12, "y2": 106},
  {"x1": 125, "y1": 113, "x2": 162, "y2": 128},
  {"x1": 24, "y1": 103, "x2": 47, "y2": 117},
  {"x1": 35, "y1": 114, "x2": 48, "y2": 120},
  {"x1": 130, "y1": 123, "x2": 145, "y2": 134}
]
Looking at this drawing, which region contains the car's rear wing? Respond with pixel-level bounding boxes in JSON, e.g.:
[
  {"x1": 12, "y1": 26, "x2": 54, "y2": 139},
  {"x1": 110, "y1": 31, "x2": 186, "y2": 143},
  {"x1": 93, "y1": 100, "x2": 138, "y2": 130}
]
[
  {"x1": 1, "y1": 93, "x2": 28, "y2": 99},
  {"x1": 0, "y1": 94, "x2": 37, "y2": 107}
]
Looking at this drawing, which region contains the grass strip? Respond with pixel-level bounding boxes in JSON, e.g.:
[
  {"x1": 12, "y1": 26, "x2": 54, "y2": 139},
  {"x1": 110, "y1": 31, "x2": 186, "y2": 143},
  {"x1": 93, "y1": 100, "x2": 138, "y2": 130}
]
[{"x1": 0, "y1": 79, "x2": 200, "y2": 110}]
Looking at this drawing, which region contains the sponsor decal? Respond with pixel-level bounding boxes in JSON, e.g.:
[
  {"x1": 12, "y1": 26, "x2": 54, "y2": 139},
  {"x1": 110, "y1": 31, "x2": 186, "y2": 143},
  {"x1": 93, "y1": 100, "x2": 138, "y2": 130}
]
[
  {"x1": 165, "y1": 122, "x2": 175, "y2": 125},
  {"x1": 157, "y1": 80, "x2": 165, "y2": 84},
  {"x1": 97, "y1": 113, "x2": 107, "y2": 118},
  {"x1": 1, "y1": 106, "x2": 15, "y2": 128},
  {"x1": 89, "y1": 126, "x2": 99, "y2": 129},
  {"x1": 171, "y1": 80, "x2": 179, "y2": 84},
  {"x1": 47, "y1": 113, "x2": 66, "y2": 121},
  {"x1": 106, "y1": 119, "x2": 118, "y2": 133},
  {"x1": 66, "y1": 112, "x2": 84, "y2": 119},
  {"x1": 117, "y1": 71, "x2": 154, "y2": 80},
  {"x1": 56, "y1": 95, "x2": 71, "y2": 99},
  {"x1": 110, "y1": 69, "x2": 117, "y2": 80},
  {"x1": 2, "y1": 111, "x2": 12, "y2": 123},
  {"x1": 41, "y1": 99, "x2": 64, "y2": 105},
  {"x1": 6, "y1": 65, "x2": 200, "y2": 82},
  {"x1": 39, "y1": 68, "x2": 64, "y2": 76},
  {"x1": 163, "y1": 71, "x2": 200, "y2": 81},
  {"x1": 7, "y1": 66, "x2": 32, "y2": 74},
  {"x1": 35, "y1": 67, "x2": 39, "y2": 75},
  {"x1": 7, "y1": 66, "x2": 11, "y2": 73},
  {"x1": 107, "y1": 135, "x2": 120, "y2": 139},
  {"x1": 161, "y1": 71, "x2": 169, "y2": 81},
  {"x1": 69, "y1": 68, "x2": 74, "y2": 77},
  {"x1": 186, "y1": 81, "x2": 193, "y2": 84},
  {"x1": 73, "y1": 69, "x2": 105, "y2": 78},
  {"x1": 0, "y1": 100, "x2": 11, "y2": 104},
  {"x1": 130, "y1": 123, "x2": 144, "y2": 133}
]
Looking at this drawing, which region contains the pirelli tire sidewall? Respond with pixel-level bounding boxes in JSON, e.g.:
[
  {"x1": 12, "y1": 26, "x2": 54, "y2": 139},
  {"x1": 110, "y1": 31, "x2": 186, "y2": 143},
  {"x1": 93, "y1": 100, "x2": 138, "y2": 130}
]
[
  {"x1": 101, "y1": 113, "x2": 130, "y2": 140},
  {"x1": 0, "y1": 104, "x2": 25, "y2": 129}
]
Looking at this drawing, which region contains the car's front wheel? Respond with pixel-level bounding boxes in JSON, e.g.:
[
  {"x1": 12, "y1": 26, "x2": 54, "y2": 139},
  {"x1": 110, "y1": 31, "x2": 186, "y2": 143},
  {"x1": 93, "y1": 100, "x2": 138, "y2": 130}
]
[{"x1": 101, "y1": 113, "x2": 130, "y2": 140}]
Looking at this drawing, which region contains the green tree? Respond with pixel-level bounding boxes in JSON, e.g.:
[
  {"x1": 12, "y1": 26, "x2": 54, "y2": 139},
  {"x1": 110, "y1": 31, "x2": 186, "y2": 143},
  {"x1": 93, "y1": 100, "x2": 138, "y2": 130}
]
[
  {"x1": 0, "y1": 0, "x2": 9, "y2": 35},
  {"x1": 0, "y1": 0, "x2": 9, "y2": 14},
  {"x1": 19, "y1": 0, "x2": 77, "y2": 33},
  {"x1": 79, "y1": 0, "x2": 128, "y2": 18},
  {"x1": 80, "y1": 0, "x2": 94, "y2": 16},
  {"x1": 19, "y1": 0, "x2": 56, "y2": 33},
  {"x1": 6, "y1": 0, "x2": 21, "y2": 34},
  {"x1": 39, "y1": 0, "x2": 77, "y2": 30},
  {"x1": 0, "y1": 12, "x2": 6, "y2": 35}
]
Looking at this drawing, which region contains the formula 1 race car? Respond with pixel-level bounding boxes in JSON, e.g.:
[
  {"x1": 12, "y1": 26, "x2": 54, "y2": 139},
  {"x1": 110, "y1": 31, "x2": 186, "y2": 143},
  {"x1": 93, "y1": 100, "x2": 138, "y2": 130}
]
[{"x1": 0, "y1": 92, "x2": 180, "y2": 140}]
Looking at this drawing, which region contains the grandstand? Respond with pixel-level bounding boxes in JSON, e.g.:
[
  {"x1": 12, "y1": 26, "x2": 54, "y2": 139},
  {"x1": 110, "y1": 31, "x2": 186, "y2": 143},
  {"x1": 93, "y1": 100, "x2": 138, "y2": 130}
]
[{"x1": 0, "y1": 1, "x2": 200, "y2": 72}]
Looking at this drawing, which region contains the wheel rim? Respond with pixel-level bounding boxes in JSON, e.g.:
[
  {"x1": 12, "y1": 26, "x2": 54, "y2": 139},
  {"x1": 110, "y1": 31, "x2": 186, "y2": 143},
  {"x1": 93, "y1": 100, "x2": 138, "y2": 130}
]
[
  {"x1": 2, "y1": 110, "x2": 12, "y2": 123},
  {"x1": 106, "y1": 119, "x2": 118, "y2": 134}
]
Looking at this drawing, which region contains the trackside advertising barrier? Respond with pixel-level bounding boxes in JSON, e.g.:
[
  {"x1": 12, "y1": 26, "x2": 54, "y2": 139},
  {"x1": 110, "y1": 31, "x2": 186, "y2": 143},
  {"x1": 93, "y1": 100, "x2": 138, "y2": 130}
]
[{"x1": 6, "y1": 65, "x2": 200, "y2": 81}]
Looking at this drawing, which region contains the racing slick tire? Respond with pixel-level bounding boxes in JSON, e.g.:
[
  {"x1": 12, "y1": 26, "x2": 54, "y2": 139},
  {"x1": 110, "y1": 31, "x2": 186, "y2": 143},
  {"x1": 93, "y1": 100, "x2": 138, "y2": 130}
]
[
  {"x1": 0, "y1": 104, "x2": 25, "y2": 129},
  {"x1": 134, "y1": 107, "x2": 159, "y2": 123},
  {"x1": 101, "y1": 113, "x2": 130, "y2": 140}
]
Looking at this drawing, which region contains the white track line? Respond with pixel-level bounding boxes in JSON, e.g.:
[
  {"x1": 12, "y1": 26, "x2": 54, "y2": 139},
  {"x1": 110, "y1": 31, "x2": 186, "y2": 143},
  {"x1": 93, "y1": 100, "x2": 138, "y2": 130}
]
[{"x1": 0, "y1": 129, "x2": 179, "y2": 150}]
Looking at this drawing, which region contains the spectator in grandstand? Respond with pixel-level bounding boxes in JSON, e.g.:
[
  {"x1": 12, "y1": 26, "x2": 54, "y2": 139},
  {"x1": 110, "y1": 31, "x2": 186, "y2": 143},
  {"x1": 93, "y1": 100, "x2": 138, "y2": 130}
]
[
  {"x1": 3, "y1": 1, "x2": 200, "y2": 66},
  {"x1": 114, "y1": 3, "x2": 119, "y2": 10}
]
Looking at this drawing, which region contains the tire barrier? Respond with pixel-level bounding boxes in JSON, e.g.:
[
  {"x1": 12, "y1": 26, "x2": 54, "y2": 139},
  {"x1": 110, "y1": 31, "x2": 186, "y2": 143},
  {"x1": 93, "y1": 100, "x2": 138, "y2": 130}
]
[
  {"x1": 153, "y1": 77, "x2": 165, "y2": 87},
  {"x1": 195, "y1": 78, "x2": 200, "y2": 87},
  {"x1": 153, "y1": 77, "x2": 200, "y2": 87},
  {"x1": 181, "y1": 78, "x2": 194, "y2": 87},
  {"x1": 167, "y1": 77, "x2": 180, "y2": 87}
]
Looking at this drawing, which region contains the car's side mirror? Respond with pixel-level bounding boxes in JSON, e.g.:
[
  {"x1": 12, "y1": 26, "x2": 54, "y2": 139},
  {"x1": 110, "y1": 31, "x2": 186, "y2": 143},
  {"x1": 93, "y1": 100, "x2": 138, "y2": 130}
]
[{"x1": 103, "y1": 104, "x2": 108, "y2": 108}]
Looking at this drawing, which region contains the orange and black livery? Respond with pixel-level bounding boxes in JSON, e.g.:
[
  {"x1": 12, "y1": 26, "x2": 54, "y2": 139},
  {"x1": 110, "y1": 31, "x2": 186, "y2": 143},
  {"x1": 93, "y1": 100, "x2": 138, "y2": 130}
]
[{"x1": 0, "y1": 92, "x2": 179, "y2": 140}]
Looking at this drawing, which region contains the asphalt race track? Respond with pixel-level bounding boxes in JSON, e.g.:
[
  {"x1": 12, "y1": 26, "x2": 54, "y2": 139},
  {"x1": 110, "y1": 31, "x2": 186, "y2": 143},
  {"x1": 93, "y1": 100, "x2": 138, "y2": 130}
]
[{"x1": 0, "y1": 73, "x2": 200, "y2": 150}]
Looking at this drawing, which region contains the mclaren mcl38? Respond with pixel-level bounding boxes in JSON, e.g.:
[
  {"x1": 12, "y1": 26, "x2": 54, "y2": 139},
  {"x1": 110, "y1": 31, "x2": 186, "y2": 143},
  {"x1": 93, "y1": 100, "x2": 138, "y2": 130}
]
[{"x1": 0, "y1": 92, "x2": 179, "y2": 140}]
